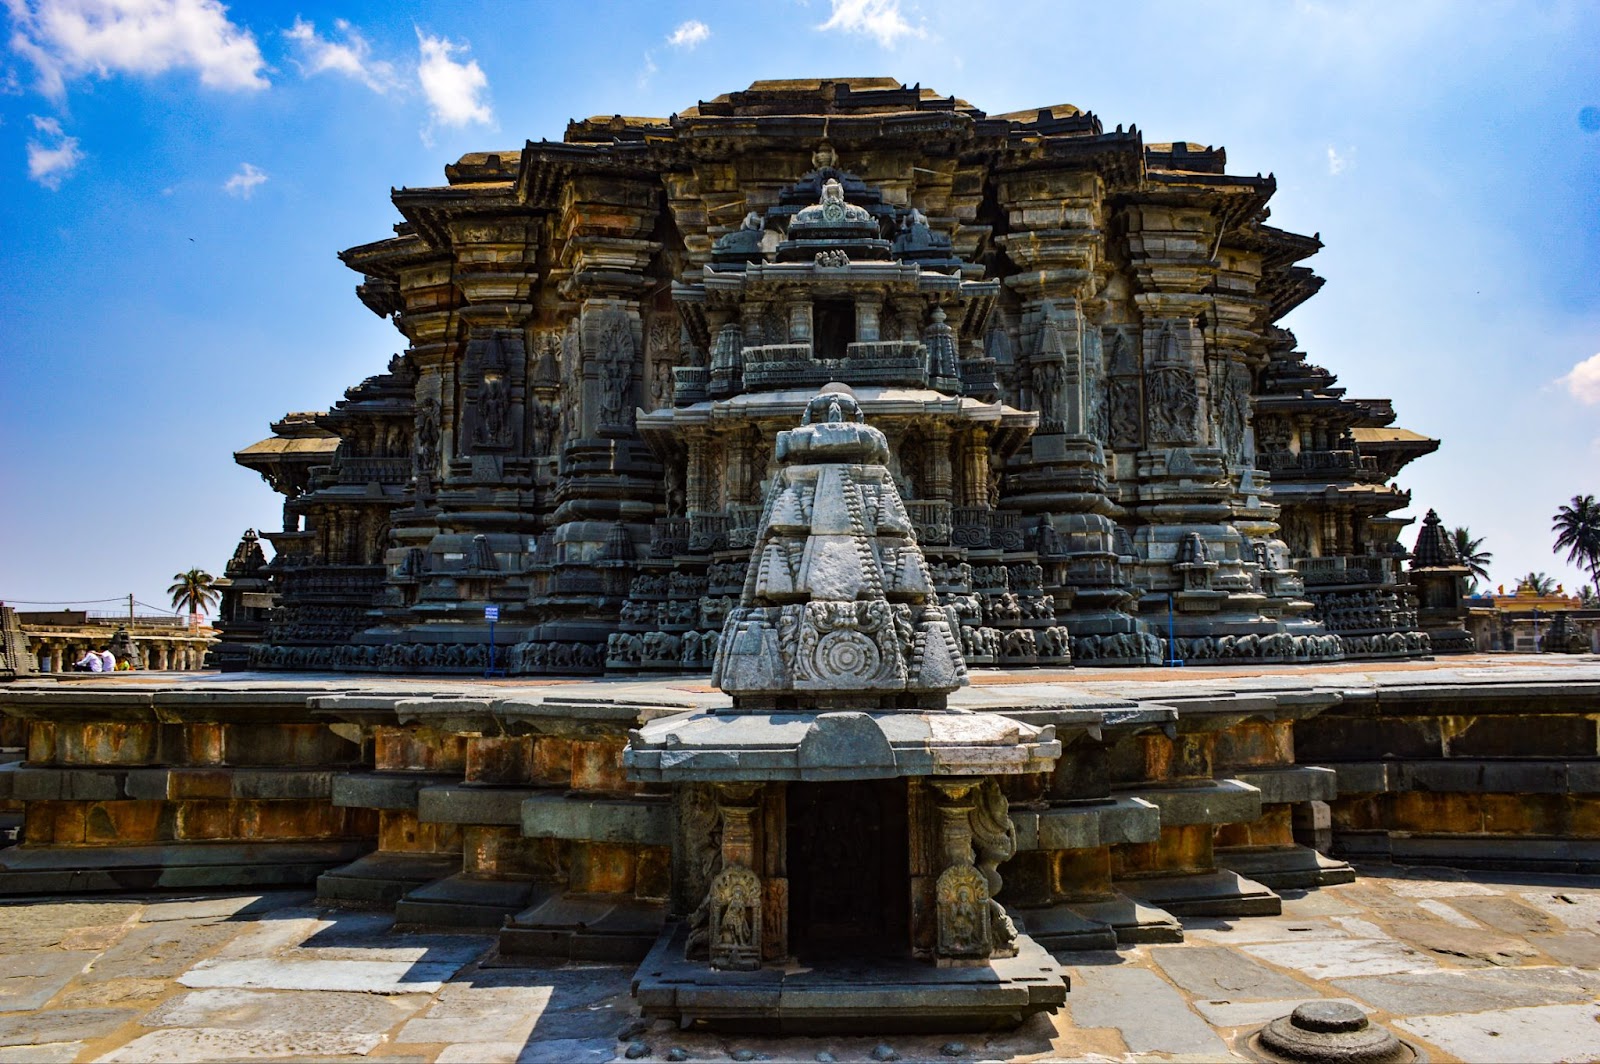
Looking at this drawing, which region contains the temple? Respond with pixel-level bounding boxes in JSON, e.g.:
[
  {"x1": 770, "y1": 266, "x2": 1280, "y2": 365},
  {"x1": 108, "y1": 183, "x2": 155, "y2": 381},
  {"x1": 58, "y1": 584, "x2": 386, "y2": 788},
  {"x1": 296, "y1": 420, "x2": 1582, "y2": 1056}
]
[{"x1": 225, "y1": 78, "x2": 1461, "y2": 671}]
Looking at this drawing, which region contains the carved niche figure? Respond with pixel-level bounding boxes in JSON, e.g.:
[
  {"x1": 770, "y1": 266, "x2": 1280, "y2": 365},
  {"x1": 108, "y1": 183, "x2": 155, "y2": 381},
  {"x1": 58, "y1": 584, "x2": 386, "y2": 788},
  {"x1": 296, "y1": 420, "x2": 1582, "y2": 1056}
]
[
  {"x1": 597, "y1": 314, "x2": 636, "y2": 433},
  {"x1": 560, "y1": 320, "x2": 582, "y2": 443},
  {"x1": 474, "y1": 373, "x2": 510, "y2": 448},
  {"x1": 414, "y1": 398, "x2": 441, "y2": 484},
  {"x1": 528, "y1": 400, "x2": 559, "y2": 457},
  {"x1": 985, "y1": 316, "x2": 1018, "y2": 406},
  {"x1": 1214, "y1": 361, "x2": 1251, "y2": 463},
  {"x1": 708, "y1": 865, "x2": 762, "y2": 970},
  {"x1": 937, "y1": 864, "x2": 991, "y2": 957},
  {"x1": 1105, "y1": 329, "x2": 1142, "y2": 449},
  {"x1": 1031, "y1": 315, "x2": 1069, "y2": 433},
  {"x1": 1146, "y1": 366, "x2": 1199, "y2": 445}
]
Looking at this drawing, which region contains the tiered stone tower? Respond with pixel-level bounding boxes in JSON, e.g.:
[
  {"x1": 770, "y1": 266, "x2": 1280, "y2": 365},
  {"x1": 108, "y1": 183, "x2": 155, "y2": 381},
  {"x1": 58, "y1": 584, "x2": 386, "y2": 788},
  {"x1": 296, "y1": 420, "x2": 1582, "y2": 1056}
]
[{"x1": 230, "y1": 78, "x2": 1444, "y2": 672}]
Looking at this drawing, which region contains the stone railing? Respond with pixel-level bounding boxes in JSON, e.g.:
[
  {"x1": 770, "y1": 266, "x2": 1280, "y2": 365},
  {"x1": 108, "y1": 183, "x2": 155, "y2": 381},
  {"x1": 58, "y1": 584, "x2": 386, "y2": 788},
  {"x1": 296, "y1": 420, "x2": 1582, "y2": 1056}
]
[
  {"x1": 952, "y1": 506, "x2": 991, "y2": 548},
  {"x1": 905, "y1": 500, "x2": 952, "y2": 545},
  {"x1": 1257, "y1": 450, "x2": 1380, "y2": 478},
  {"x1": 689, "y1": 514, "x2": 730, "y2": 553},
  {"x1": 650, "y1": 517, "x2": 691, "y2": 558},
  {"x1": 726, "y1": 505, "x2": 764, "y2": 550},
  {"x1": 1299, "y1": 555, "x2": 1399, "y2": 588},
  {"x1": 738, "y1": 339, "x2": 944, "y2": 394},
  {"x1": 336, "y1": 456, "x2": 412, "y2": 485}
]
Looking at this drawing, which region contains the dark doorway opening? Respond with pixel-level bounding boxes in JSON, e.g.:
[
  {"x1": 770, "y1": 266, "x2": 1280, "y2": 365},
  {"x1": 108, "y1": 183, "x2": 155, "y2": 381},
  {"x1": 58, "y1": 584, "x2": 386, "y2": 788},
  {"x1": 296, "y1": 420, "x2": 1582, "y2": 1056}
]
[
  {"x1": 786, "y1": 778, "x2": 909, "y2": 959},
  {"x1": 813, "y1": 300, "x2": 854, "y2": 360}
]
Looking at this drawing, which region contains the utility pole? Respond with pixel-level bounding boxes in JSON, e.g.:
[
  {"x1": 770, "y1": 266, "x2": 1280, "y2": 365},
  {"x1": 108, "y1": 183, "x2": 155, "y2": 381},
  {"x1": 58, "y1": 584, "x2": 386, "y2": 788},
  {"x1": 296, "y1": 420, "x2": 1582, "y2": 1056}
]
[{"x1": 128, "y1": 593, "x2": 134, "y2": 627}]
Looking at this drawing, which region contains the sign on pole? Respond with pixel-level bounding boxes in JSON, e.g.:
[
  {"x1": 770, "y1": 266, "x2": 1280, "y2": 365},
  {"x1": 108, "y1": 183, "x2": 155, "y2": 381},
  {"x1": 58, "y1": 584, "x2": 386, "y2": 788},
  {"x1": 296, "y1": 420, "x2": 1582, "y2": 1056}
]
[{"x1": 484, "y1": 606, "x2": 500, "y2": 622}]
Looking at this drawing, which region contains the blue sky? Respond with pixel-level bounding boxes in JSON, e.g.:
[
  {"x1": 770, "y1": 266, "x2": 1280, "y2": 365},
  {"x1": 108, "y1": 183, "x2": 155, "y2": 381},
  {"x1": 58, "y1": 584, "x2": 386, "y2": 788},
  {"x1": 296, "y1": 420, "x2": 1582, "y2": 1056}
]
[{"x1": 1, "y1": 0, "x2": 1597, "y2": 618}]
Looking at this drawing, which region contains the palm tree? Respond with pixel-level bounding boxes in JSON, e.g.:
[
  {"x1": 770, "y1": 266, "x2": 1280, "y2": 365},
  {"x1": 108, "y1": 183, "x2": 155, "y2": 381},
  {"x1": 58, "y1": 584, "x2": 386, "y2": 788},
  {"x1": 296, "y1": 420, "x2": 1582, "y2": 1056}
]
[
  {"x1": 1450, "y1": 526, "x2": 1493, "y2": 589},
  {"x1": 1578, "y1": 585, "x2": 1599, "y2": 608},
  {"x1": 1553, "y1": 494, "x2": 1600, "y2": 589},
  {"x1": 168, "y1": 569, "x2": 220, "y2": 630},
  {"x1": 1518, "y1": 571, "x2": 1557, "y2": 595}
]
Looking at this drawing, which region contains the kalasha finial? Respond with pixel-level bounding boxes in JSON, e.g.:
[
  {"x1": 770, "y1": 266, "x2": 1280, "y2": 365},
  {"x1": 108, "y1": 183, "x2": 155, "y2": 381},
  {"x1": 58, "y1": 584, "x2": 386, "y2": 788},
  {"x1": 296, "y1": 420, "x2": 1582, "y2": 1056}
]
[{"x1": 812, "y1": 141, "x2": 838, "y2": 170}]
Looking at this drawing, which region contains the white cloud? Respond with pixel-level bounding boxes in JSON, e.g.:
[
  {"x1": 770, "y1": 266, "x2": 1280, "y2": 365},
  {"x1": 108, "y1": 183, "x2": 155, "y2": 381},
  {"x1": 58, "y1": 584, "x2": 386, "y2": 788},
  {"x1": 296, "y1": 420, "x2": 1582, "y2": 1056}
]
[
  {"x1": 25, "y1": 111, "x2": 80, "y2": 187},
  {"x1": 1326, "y1": 144, "x2": 1356, "y2": 175},
  {"x1": 284, "y1": 16, "x2": 398, "y2": 93},
  {"x1": 415, "y1": 28, "x2": 491, "y2": 133},
  {"x1": 637, "y1": 49, "x2": 656, "y2": 90},
  {"x1": 666, "y1": 19, "x2": 709, "y2": 49},
  {"x1": 817, "y1": 0, "x2": 925, "y2": 47},
  {"x1": 222, "y1": 160, "x2": 265, "y2": 198},
  {"x1": 6, "y1": 0, "x2": 268, "y2": 99},
  {"x1": 1559, "y1": 352, "x2": 1600, "y2": 404}
]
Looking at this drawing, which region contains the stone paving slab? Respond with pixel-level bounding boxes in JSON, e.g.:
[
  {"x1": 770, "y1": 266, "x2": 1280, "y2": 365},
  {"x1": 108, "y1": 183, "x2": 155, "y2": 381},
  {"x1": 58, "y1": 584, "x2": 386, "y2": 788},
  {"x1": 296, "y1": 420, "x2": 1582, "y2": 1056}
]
[{"x1": 0, "y1": 862, "x2": 1591, "y2": 1060}]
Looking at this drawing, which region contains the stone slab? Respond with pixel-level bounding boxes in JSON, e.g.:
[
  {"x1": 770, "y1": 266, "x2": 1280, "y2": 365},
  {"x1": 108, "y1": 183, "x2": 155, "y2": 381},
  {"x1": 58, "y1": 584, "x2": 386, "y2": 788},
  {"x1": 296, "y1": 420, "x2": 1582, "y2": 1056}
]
[
  {"x1": 178, "y1": 957, "x2": 468, "y2": 995},
  {"x1": 1119, "y1": 778, "x2": 1262, "y2": 827},
  {"x1": 316, "y1": 852, "x2": 462, "y2": 908},
  {"x1": 1233, "y1": 766, "x2": 1338, "y2": 805},
  {"x1": 419, "y1": 785, "x2": 543, "y2": 826},
  {"x1": 0, "y1": 1008, "x2": 135, "y2": 1047},
  {"x1": 95, "y1": 1028, "x2": 384, "y2": 1062},
  {"x1": 143, "y1": 987, "x2": 422, "y2": 1032},
  {"x1": 0, "y1": 1042, "x2": 80, "y2": 1064},
  {"x1": 1332, "y1": 966, "x2": 1600, "y2": 1014},
  {"x1": 0, "y1": 841, "x2": 372, "y2": 895},
  {"x1": 138, "y1": 892, "x2": 313, "y2": 923},
  {"x1": 395, "y1": 980, "x2": 551, "y2": 1045},
  {"x1": 1216, "y1": 845, "x2": 1356, "y2": 890},
  {"x1": 1063, "y1": 894, "x2": 1183, "y2": 944},
  {"x1": 332, "y1": 772, "x2": 458, "y2": 811},
  {"x1": 82, "y1": 918, "x2": 241, "y2": 982},
  {"x1": 0, "y1": 952, "x2": 94, "y2": 1012},
  {"x1": 520, "y1": 793, "x2": 672, "y2": 846},
  {"x1": 1065, "y1": 965, "x2": 1228, "y2": 1056},
  {"x1": 1395, "y1": 1003, "x2": 1600, "y2": 1063},
  {"x1": 500, "y1": 894, "x2": 666, "y2": 962},
  {"x1": 1013, "y1": 797, "x2": 1160, "y2": 851},
  {"x1": 1117, "y1": 869, "x2": 1281, "y2": 918},
  {"x1": 1008, "y1": 906, "x2": 1119, "y2": 952},
  {"x1": 1242, "y1": 937, "x2": 1438, "y2": 980},
  {"x1": 633, "y1": 924, "x2": 1066, "y2": 1033},
  {"x1": 1148, "y1": 944, "x2": 1312, "y2": 1000},
  {"x1": 395, "y1": 873, "x2": 536, "y2": 930}
]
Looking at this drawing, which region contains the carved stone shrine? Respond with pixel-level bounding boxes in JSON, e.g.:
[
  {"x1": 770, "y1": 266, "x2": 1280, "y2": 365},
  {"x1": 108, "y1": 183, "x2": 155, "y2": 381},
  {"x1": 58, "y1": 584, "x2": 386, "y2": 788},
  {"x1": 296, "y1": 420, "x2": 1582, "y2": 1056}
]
[
  {"x1": 626, "y1": 387, "x2": 1068, "y2": 1030},
  {"x1": 225, "y1": 78, "x2": 1455, "y2": 673}
]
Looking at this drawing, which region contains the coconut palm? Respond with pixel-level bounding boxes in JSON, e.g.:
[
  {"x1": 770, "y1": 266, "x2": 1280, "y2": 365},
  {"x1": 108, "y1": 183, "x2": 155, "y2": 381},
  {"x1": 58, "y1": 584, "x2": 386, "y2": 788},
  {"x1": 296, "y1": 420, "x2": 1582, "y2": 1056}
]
[
  {"x1": 1578, "y1": 585, "x2": 1599, "y2": 608},
  {"x1": 167, "y1": 569, "x2": 220, "y2": 629},
  {"x1": 1450, "y1": 526, "x2": 1493, "y2": 589},
  {"x1": 1553, "y1": 494, "x2": 1600, "y2": 589},
  {"x1": 1518, "y1": 571, "x2": 1557, "y2": 595}
]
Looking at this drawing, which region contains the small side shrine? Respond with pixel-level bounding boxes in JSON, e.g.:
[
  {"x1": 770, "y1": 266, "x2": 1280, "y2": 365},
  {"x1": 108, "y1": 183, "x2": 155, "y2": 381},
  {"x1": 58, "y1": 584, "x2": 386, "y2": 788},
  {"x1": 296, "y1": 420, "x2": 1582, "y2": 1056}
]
[{"x1": 626, "y1": 387, "x2": 1067, "y2": 1032}]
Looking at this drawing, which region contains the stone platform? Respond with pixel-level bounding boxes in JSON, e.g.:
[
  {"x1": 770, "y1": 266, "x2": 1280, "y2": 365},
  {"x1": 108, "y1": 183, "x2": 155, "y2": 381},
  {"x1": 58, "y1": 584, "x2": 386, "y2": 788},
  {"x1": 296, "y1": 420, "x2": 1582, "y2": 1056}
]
[
  {"x1": 632, "y1": 924, "x2": 1068, "y2": 1033},
  {"x1": 0, "y1": 861, "x2": 1595, "y2": 1061}
]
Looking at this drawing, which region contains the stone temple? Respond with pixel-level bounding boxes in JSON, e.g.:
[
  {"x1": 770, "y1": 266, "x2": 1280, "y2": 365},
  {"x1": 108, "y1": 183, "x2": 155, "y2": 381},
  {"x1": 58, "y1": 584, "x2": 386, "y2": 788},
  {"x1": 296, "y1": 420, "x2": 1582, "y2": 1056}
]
[{"x1": 228, "y1": 77, "x2": 1462, "y2": 675}]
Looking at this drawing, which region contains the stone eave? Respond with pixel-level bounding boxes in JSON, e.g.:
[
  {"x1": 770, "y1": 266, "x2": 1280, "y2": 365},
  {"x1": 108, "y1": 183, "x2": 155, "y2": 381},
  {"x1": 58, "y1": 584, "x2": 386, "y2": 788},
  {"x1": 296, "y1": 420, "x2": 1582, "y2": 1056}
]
[
  {"x1": 637, "y1": 387, "x2": 1036, "y2": 438},
  {"x1": 623, "y1": 708, "x2": 1060, "y2": 783},
  {"x1": 515, "y1": 140, "x2": 659, "y2": 208},
  {"x1": 670, "y1": 108, "x2": 982, "y2": 155},
  {"x1": 338, "y1": 232, "x2": 438, "y2": 280},
  {"x1": 994, "y1": 130, "x2": 1144, "y2": 192}
]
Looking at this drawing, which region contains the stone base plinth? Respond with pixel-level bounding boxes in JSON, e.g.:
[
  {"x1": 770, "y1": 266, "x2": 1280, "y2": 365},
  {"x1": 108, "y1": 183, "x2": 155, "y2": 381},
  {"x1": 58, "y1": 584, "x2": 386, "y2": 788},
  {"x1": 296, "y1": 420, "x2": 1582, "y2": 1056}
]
[
  {"x1": 393, "y1": 872, "x2": 536, "y2": 929},
  {"x1": 1115, "y1": 869, "x2": 1280, "y2": 917},
  {"x1": 499, "y1": 891, "x2": 665, "y2": 962},
  {"x1": 633, "y1": 923, "x2": 1067, "y2": 1033},
  {"x1": 1058, "y1": 893, "x2": 1183, "y2": 944},
  {"x1": 1333, "y1": 831, "x2": 1600, "y2": 874},
  {"x1": 1216, "y1": 844, "x2": 1355, "y2": 889},
  {"x1": 316, "y1": 851, "x2": 462, "y2": 907},
  {"x1": 0, "y1": 839, "x2": 369, "y2": 893}
]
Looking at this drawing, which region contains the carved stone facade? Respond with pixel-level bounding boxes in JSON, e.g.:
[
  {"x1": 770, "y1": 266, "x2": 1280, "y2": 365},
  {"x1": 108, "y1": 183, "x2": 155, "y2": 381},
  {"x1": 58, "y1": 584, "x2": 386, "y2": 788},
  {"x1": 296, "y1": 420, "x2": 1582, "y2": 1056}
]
[{"x1": 230, "y1": 79, "x2": 1445, "y2": 671}]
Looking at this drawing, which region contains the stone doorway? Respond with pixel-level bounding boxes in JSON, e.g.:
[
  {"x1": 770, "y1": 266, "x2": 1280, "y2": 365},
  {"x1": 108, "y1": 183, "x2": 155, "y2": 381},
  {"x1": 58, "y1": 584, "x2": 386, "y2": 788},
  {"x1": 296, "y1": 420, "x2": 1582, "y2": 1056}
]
[
  {"x1": 813, "y1": 299, "x2": 854, "y2": 359},
  {"x1": 786, "y1": 778, "x2": 909, "y2": 958}
]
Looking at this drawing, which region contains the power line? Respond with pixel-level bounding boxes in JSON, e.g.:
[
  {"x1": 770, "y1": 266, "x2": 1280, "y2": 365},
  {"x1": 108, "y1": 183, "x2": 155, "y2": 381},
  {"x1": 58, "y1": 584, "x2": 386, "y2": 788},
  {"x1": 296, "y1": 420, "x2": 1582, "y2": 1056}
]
[{"x1": 1, "y1": 597, "x2": 131, "y2": 605}]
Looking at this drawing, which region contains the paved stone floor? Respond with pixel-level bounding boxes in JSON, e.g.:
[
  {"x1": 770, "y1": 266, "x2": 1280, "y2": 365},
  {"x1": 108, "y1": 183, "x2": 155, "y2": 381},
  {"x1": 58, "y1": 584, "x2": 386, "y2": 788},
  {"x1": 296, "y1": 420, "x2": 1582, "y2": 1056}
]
[{"x1": 0, "y1": 864, "x2": 1595, "y2": 1062}]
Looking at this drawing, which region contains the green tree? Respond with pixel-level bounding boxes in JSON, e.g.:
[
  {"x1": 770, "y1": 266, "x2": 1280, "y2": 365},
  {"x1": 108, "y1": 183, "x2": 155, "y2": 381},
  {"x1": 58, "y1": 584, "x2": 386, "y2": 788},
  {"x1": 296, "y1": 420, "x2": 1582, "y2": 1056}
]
[
  {"x1": 167, "y1": 569, "x2": 220, "y2": 629},
  {"x1": 1450, "y1": 526, "x2": 1493, "y2": 589},
  {"x1": 1518, "y1": 571, "x2": 1557, "y2": 595},
  {"x1": 1578, "y1": 585, "x2": 1599, "y2": 608},
  {"x1": 1552, "y1": 494, "x2": 1600, "y2": 589}
]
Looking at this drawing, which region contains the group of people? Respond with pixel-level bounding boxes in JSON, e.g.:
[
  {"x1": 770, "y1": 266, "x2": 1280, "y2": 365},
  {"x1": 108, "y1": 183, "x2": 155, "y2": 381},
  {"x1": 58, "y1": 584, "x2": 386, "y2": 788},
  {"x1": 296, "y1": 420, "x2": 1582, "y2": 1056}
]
[{"x1": 71, "y1": 648, "x2": 121, "y2": 672}]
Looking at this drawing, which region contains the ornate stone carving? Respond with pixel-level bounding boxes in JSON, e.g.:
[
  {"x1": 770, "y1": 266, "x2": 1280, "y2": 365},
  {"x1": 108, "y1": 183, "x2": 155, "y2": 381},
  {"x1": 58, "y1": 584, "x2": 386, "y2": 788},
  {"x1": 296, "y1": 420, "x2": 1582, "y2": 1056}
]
[
  {"x1": 414, "y1": 398, "x2": 440, "y2": 484},
  {"x1": 597, "y1": 313, "x2": 636, "y2": 433}
]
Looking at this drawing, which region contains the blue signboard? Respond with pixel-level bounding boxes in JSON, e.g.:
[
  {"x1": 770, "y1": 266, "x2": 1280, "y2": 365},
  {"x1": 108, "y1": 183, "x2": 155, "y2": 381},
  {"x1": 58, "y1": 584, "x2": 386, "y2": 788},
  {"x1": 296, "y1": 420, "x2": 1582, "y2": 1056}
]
[{"x1": 484, "y1": 605, "x2": 500, "y2": 621}]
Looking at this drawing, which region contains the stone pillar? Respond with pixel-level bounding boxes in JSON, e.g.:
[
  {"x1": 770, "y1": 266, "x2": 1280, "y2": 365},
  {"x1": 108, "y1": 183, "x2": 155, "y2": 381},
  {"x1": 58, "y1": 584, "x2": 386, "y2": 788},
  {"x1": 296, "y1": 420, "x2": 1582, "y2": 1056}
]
[
  {"x1": 854, "y1": 293, "x2": 881, "y2": 343},
  {"x1": 926, "y1": 424, "x2": 953, "y2": 503},
  {"x1": 708, "y1": 783, "x2": 764, "y2": 971},
  {"x1": 786, "y1": 294, "x2": 812, "y2": 345},
  {"x1": 928, "y1": 778, "x2": 992, "y2": 962}
]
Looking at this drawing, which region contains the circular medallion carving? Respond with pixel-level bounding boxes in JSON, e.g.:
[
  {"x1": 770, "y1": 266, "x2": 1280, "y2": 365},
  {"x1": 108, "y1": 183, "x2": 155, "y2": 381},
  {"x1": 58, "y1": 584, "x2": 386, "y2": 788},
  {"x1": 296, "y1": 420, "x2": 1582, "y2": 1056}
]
[{"x1": 814, "y1": 629, "x2": 879, "y2": 679}]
